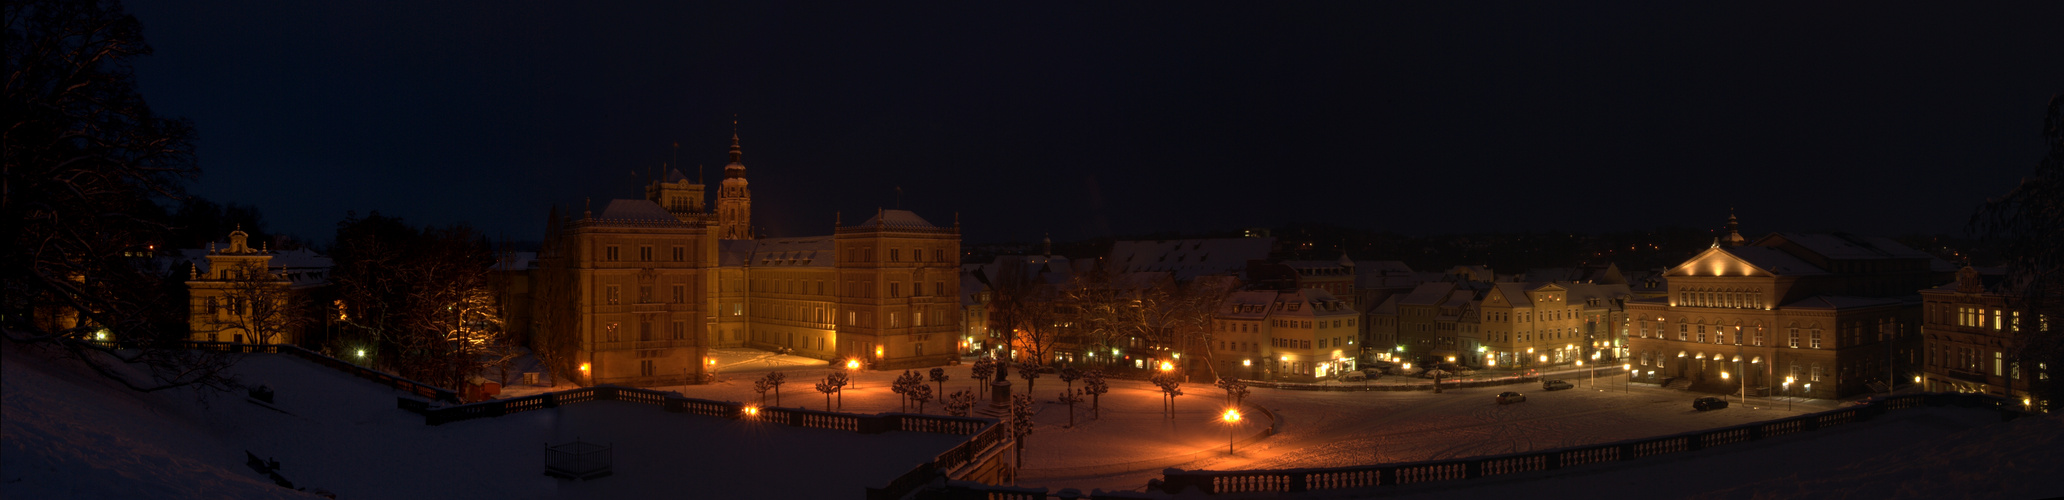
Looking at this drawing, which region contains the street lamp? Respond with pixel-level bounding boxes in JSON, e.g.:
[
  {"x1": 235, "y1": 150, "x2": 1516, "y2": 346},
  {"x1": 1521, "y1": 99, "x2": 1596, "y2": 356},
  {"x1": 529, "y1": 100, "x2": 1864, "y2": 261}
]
[
  {"x1": 1577, "y1": 359, "x2": 1587, "y2": 388},
  {"x1": 1222, "y1": 408, "x2": 1243, "y2": 454},
  {"x1": 846, "y1": 358, "x2": 862, "y2": 388},
  {"x1": 1784, "y1": 376, "x2": 1795, "y2": 411},
  {"x1": 1623, "y1": 363, "x2": 1631, "y2": 393}
]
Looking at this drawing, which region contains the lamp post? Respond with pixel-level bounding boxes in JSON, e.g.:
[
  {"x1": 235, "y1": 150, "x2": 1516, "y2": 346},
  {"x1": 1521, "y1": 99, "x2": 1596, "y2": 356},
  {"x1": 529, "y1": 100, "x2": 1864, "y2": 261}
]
[
  {"x1": 1783, "y1": 378, "x2": 1792, "y2": 411},
  {"x1": 1623, "y1": 363, "x2": 1631, "y2": 393},
  {"x1": 1734, "y1": 355, "x2": 1745, "y2": 405},
  {"x1": 1222, "y1": 408, "x2": 1243, "y2": 454}
]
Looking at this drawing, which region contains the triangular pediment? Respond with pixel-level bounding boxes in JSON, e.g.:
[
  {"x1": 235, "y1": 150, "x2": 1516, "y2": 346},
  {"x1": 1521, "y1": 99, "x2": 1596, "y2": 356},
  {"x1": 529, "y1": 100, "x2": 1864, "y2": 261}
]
[{"x1": 1668, "y1": 248, "x2": 1774, "y2": 278}]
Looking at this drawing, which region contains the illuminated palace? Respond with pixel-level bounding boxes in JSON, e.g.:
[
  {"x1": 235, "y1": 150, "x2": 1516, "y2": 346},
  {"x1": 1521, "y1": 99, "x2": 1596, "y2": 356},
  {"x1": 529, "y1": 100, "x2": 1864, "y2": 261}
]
[
  {"x1": 1623, "y1": 215, "x2": 1948, "y2": 399},
  {"x1": 531, "y1": 132, "x2": 961, "y2": 386}
]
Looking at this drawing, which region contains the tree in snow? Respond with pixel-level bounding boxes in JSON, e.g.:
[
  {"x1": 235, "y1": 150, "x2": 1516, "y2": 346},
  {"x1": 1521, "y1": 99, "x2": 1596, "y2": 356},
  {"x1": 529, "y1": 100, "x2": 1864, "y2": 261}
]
[
  {"x1": 1058, "y1": 389, "x2": 1084, "y2": 428},
  {"x1": 908, "y1": 383, "x2": 934, "y2": 414},
  {"x1": 929, "y1": 367, "x2": 949, "y2": 399},
  {"x1": 1059, "y1": 367, "x2": 1082, "y2": 395},
  {"x1": 1082, "y1": 369, "x2": 1109, "y2": 419},
  {"x1": 757, "y1": 371, "x2": 787, "y2": 406},
  {"x1": 214, "y1": 260, "x2": 311, "y2": 346},
  {"x1": 971, "y1": 357, "x2": 996, "y2": 399},
  {"x1": 892, "y1": 370, "x2": 923, "y2": 411},
  {"x1": 815, "y1": 376, "x2": 838, "y2": 411},
  {"x1": 2, "y1": 0, "x2": 242, "y2": 394},
  {"x1": 1017, "y1": 363, "x2": 1042, "y2": 395},
  {"x1": 1152, "y1": 370, "x2": 1185, "y2": 418},
  {"x1": 1010, "y1": 393, "x2": 1035, "y2": 467},
  {"x1": 944, "y1": 389, "x2": 976, "y2": 417},
  {"x1": 1971, "y1": 94, "x2": 2064, "y2": 411},
  {"x1": 331, "y1": 214, "x2": 507, "y2": 390},
  {"x1": 753, "y1": 377, "x2": 772, "y2": 405},
  {"x1": 825, "y1": 371, "x2": 850, "y2": 409},
  {"x1": 1215, "y1": 376, "x2": 1250, "y2": 407}
]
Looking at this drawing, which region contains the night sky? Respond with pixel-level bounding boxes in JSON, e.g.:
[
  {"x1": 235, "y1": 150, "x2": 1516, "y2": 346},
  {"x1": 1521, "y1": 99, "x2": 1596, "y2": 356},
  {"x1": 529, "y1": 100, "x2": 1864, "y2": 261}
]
[{"x1": 124, "y1": 2, "x2": 2064, "y2": 245}]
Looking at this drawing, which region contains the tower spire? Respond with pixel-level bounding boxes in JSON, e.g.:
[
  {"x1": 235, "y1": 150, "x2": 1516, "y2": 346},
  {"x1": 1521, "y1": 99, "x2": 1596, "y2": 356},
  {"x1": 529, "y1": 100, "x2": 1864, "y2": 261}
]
[{"x1": 1721, "y1": 207, "x2": 1746, "y2": 247}]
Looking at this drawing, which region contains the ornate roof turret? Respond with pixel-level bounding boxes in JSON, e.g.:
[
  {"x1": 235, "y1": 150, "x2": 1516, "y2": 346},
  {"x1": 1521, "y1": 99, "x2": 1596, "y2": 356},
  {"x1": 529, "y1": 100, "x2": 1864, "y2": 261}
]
[
  {"x1": 724, "y1": 123, "x2": 745, "y2": 179},
  {"x1": 1722, "y1": 208, "x2": 1746, "y2": 247}
]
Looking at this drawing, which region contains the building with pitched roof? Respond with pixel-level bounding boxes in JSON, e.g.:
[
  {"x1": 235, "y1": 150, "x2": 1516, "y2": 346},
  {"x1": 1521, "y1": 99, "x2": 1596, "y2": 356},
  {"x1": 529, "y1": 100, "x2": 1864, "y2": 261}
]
[
  {"x1": 1623, "y1": 217, "x2": 1944, "y2": 399},
  {"x1": 1919, "y1": 266, "x2": 2053, "y2": 403},
  {"x1": 1209, "y1": 288, "x2": 1360, "y2": 381},
  {"x1": 530, "y1": 132, "x2": 961, "y2": 386}
]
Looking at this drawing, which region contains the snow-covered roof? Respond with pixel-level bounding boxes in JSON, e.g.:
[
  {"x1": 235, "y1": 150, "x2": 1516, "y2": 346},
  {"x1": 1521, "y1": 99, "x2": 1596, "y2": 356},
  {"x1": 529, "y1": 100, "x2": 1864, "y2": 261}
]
[
  {"x1": 748, "y1": 236, "x2": 836, "y2": 268},
  {"x1": 594, "y1": 199, "x2": 684, "y2": 223},
  {"x1": 1399, "y1": 282, "x2": 1459, "y2": 306},
  {"x1": 1781, "y1": 295, "x2": 1909, "y2": 310},
  {"x1": 857, "y1": 209, "x2": 938, "y2": 229},
  {"x1": 1765, "y1": 233, "x2": 1931, "y2": 260},
  {"x1": 1106, "y1": 237, "x2": 1274, "y2": 281},
  {"x1": 1219, "y1": 290, "x2": 1278, "y2": 319},
  {"x1": 492, "y1": 251, "x2": 536, "y2": 272},
  {"x1": 1720, "y1": 246, "x2": 1826, "y2": 276}
]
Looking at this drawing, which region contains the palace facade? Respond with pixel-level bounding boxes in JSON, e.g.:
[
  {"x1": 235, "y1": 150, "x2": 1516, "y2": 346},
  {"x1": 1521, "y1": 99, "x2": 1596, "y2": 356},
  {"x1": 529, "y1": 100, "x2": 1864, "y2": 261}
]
[
  {"x1": 531, "y1": 133, "x2": 961, "y2": 386},
  {"x1": 1919, "y1": 266, "x2": 2052, "y2": 403},
  {"x1": 1624, "y1": 219, "x2": 1944, "y2": 399}
]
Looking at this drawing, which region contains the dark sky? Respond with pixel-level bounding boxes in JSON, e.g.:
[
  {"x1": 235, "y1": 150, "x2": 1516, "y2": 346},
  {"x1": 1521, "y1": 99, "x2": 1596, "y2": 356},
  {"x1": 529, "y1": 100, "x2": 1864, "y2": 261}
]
[{"x1": 125, "y1": 2, "x2": 2064, "y2": 246}]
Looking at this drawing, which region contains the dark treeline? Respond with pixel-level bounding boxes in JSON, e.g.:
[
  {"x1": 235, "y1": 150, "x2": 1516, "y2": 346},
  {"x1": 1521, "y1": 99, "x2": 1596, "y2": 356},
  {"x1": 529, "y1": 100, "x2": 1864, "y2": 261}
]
[{"x1": 985, "y1": 225, "x2": 1995, "y2": 275}]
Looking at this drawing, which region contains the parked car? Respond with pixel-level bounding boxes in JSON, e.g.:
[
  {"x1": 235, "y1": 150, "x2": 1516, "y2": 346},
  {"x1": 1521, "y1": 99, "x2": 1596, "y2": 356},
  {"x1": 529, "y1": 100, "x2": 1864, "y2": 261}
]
[
  {"x1": 1339, "y1": 371, "x2": 1367, "y2": 382},
  {"x1": 1693, "y1": 396, "x2": 1729, "y2": 411},
  {"x1": 1496, "y1": 391, "x2": 1527, "y2": 404},
  {"x1": 1542, "y1": 379, "x2": 1574, "y2": 391}
]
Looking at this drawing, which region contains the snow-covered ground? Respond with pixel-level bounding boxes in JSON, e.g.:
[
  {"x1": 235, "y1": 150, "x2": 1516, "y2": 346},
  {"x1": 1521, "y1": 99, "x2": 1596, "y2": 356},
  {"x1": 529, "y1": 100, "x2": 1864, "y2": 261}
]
[
  {"x1": 1, "y1": 343, "x2": 966, "y2": 499},
  {"x1": 12, "y1": 342, "x2": 2053, "y2": 499},
  {"x1": 1331, "y1": 408, "x2": 2064, "y2": 500}
]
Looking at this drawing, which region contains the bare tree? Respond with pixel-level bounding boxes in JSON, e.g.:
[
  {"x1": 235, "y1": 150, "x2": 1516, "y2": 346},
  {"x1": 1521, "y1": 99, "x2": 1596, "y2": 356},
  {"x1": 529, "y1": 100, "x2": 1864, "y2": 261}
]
[
  {"x1": 826, "y1": 371, "x2": 850, "y2": 409},
  {"x1": 816, "y1": 375, "x2": 838, "y2": 411},
  {"x1": 1017, "y1": 363, "x2": 1042, "y2": 395},
  {"x1": 1215, "y1": 376, "x2": 1250, "y2": 407},
  {"x1": 929, "y1": 367, "x2": 950, "y2": 399},
  {"x1": 765, "y1": 371, "x2": 786, "y2": 406},
  {"x1": 3, "y1": 0, "x2": 238, "y2": 393},
  {"x1": 1153, "y1": 370, "x2": 1185, "y2": 418},
  {"x1": 944, "y1": 389, "x2": 976, "y2": 417},
  {"x1": 1082, "y1": 369, "x2": 1109, "y2": 419},
  {"x1": 893, "y1": 370, "x2": 923, "y2": 411},
  {"x1": 1010, "y1": 393, "x2": 1035, "y2": 469},
  {"x1": 970, "y1": 356, "x2": 995, "y2": 399},
  {"x1": 214, "y1": 260, "x2": 310, "y2": 346},
  {"x1": 1972, "y1": 94, "x2": 2064, "y2": 410},
  {"x1": 1058, "y1": 389, "x2": 1083, "y2": 428},
  {"x1": 909, "y1": 383, "x2": 934, "y2": 414}
]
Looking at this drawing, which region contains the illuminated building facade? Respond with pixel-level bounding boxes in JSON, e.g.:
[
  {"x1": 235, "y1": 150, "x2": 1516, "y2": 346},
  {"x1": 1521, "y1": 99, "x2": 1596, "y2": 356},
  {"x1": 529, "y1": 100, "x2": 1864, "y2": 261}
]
[
  {"x1": 532, "y1": 133, "x2": 960, "y2": 386},
  {"x1": 1919, "y1": 266, "x2": 2051, "y2": 403},
  {"x1": 1211, "y1": 288, "x2": 1358, "y2": 381},
  {"x1": 1623, "y1": 223, "x2": 1942, "y2": 399}
]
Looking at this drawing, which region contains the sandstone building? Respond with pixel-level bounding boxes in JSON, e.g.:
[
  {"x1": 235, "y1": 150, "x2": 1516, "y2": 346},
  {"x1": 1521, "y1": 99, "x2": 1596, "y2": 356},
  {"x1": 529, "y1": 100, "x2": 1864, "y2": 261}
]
[
  {"x1": 1919, "y1": 266, "x2": 2052, "y2": 403},
  {"x1": 531, "y1": 132, "x2": 960, "y2": 386},
  {"x1": 1623, "y1": 220, "x2": 1943, "y2": 399}
]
